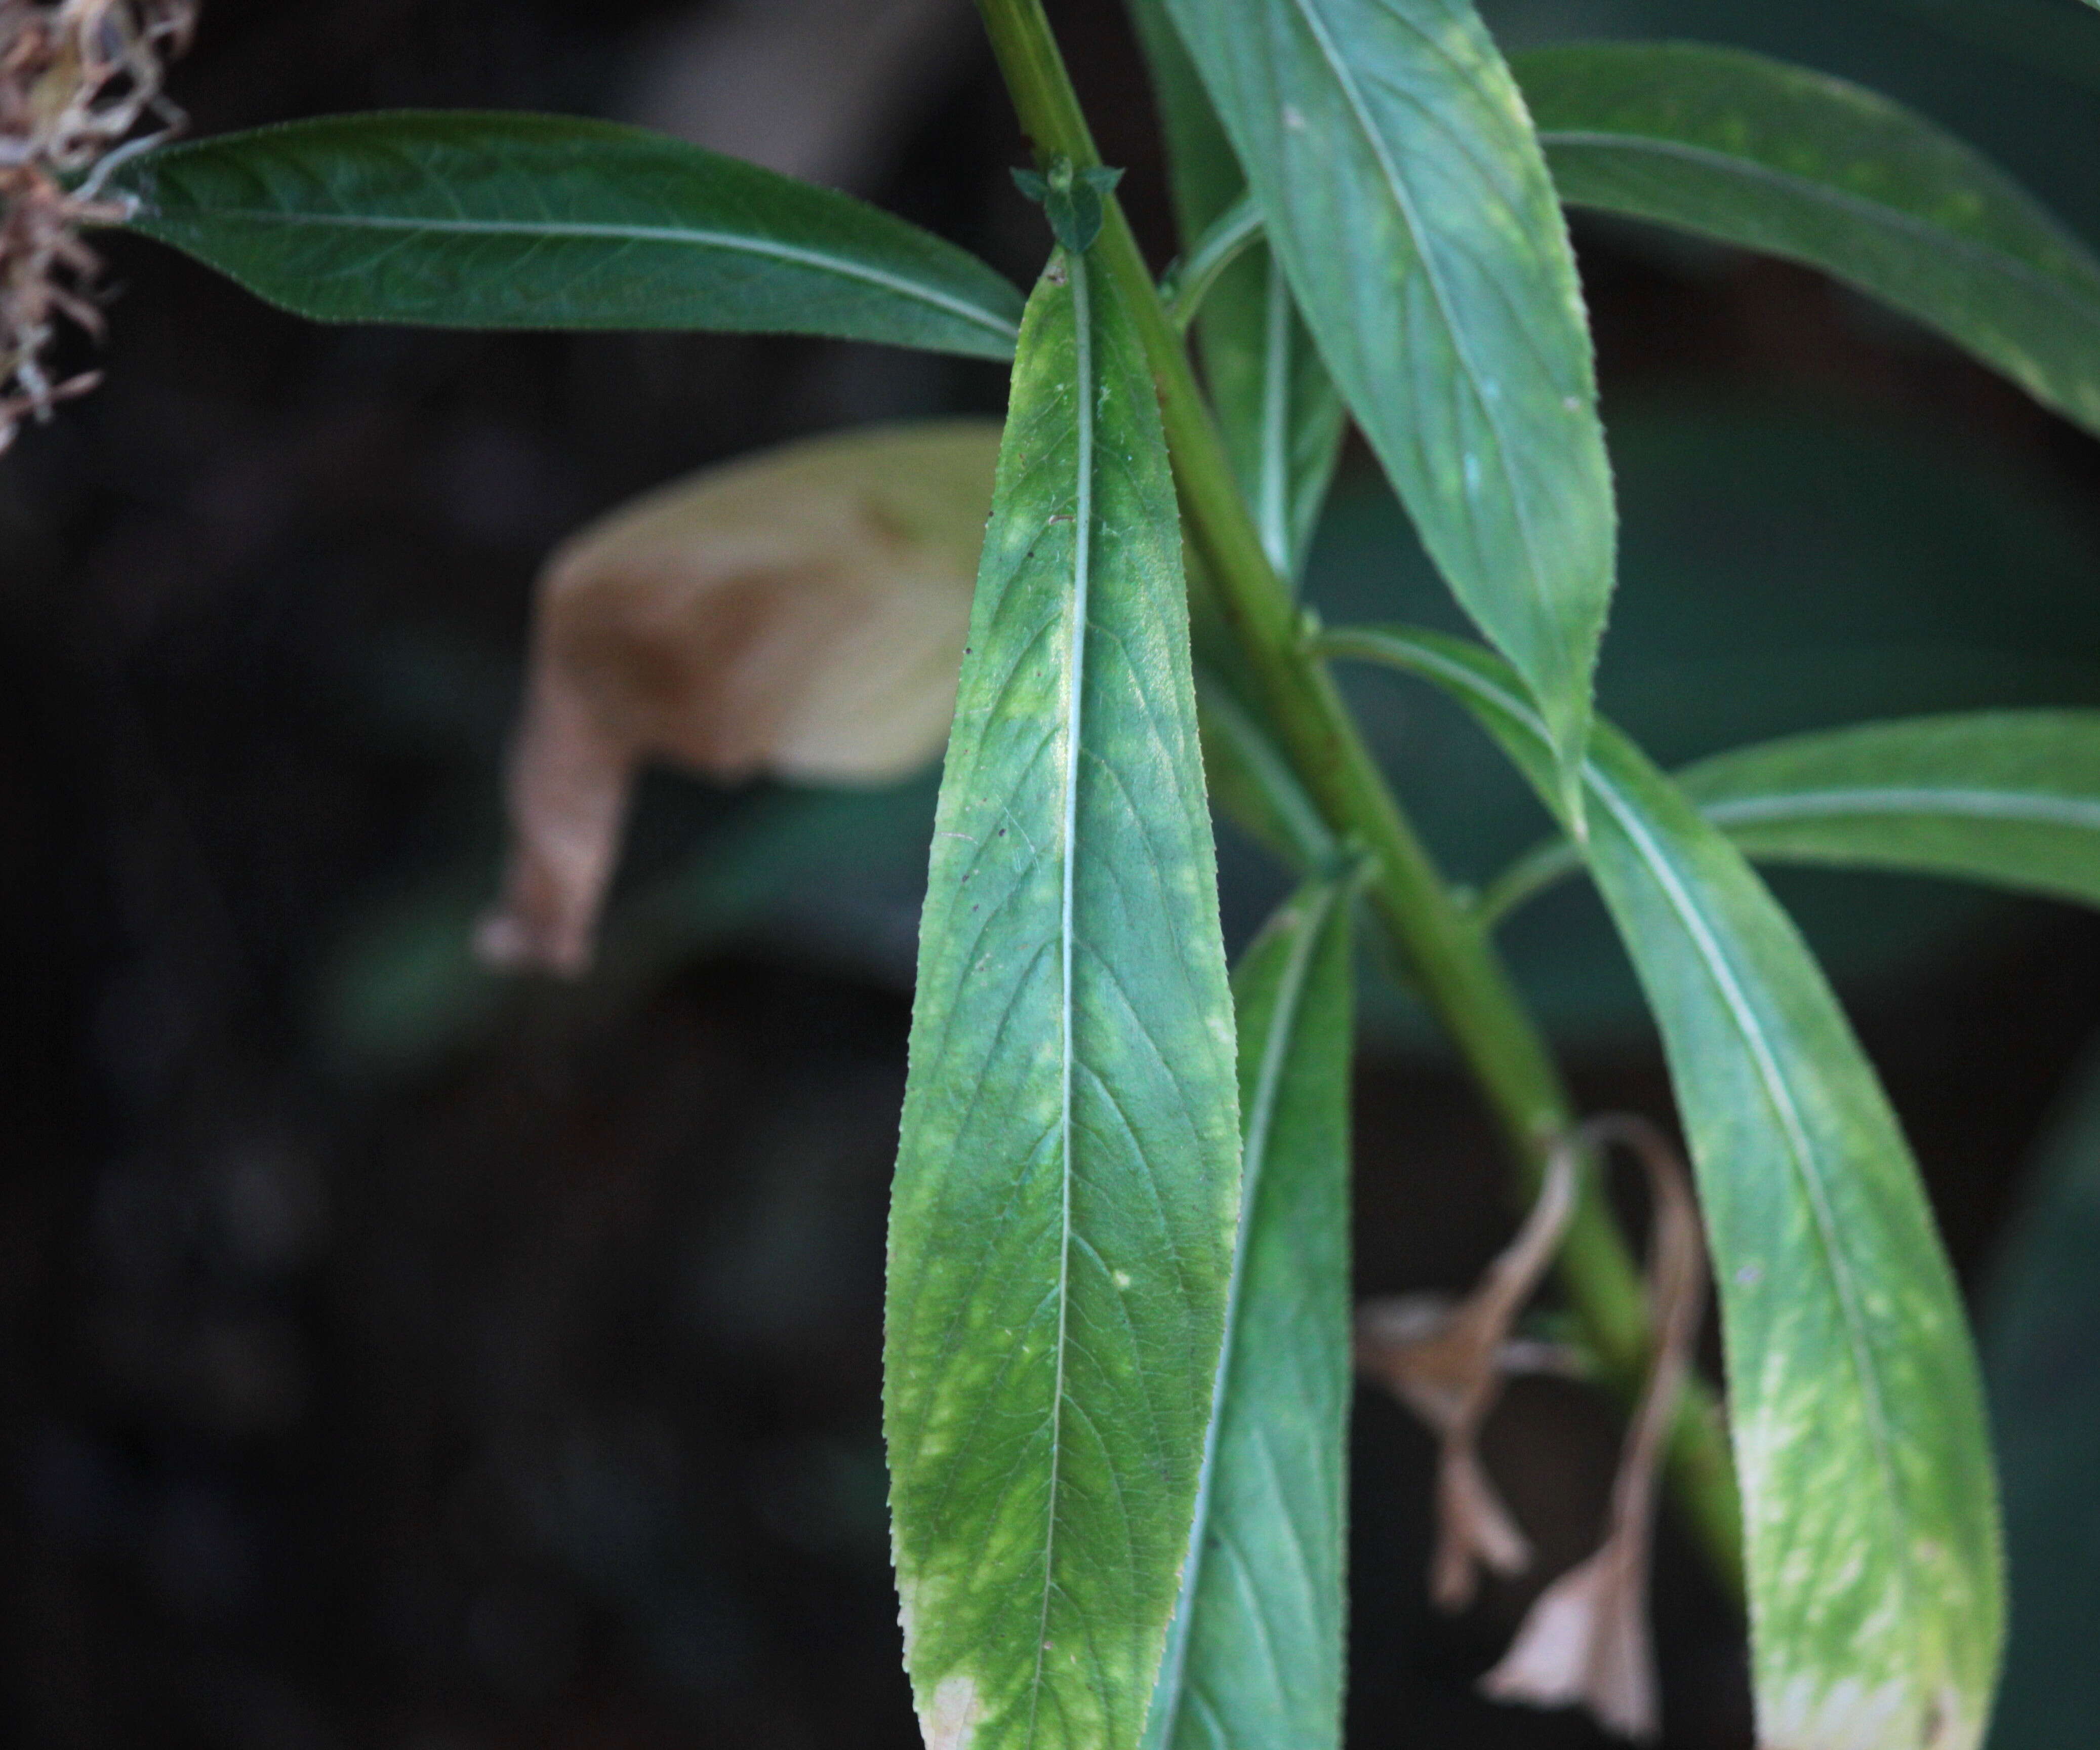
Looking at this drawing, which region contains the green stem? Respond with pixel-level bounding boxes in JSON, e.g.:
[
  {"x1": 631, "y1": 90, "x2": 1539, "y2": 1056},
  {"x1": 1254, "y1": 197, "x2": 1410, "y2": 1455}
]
[{"x1": 974, "y1": 0, "x2": 1743, "y2": 1601}]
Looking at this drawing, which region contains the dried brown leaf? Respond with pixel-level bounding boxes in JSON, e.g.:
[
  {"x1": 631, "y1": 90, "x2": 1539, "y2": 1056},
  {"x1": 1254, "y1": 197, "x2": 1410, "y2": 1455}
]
[
  {"x1": 1356, "y1": 1138, "x2": 1579, "y2": 1608},
  {"x1": 1481, "y1": 1115, "x2": 1707, "y2": 1743},
  {"x1": 476, "y1": 418, "x2": 999, "y2": 974}
]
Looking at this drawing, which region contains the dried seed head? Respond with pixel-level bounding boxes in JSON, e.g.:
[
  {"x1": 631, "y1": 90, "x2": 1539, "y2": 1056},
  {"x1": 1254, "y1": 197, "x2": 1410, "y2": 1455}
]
[{"x1": 1, "y1": 1, "x2": 195, "y2": 452}]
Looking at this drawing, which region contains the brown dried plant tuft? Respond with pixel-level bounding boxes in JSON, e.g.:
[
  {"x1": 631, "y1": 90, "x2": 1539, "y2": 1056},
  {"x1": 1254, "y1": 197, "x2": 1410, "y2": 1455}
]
[{"x1": 1, "y1": 0, "x2": 194, "y2": 452}]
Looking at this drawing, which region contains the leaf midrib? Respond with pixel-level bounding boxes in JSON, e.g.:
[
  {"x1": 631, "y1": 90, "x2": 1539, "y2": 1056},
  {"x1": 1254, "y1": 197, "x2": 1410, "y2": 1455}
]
[
  {"x1": 1029, "y1": 250, "x2": 1096, "y2": 1750},
  {"x1": 134, "y1": 202, "x2": 1022, "y2": 341},
  {"x1": 1703, "y1": 784, "x2": 2100, "y2": 832},
  {"x1": 1483, "y1": 778, "x2": 2100, "y2": 921}
]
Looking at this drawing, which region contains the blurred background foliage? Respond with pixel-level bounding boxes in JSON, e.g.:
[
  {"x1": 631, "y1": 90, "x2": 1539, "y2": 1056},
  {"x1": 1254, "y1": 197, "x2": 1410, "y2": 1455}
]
[{"x1": 4, "y1": 1, "x2": 2100, "y2": 1745}]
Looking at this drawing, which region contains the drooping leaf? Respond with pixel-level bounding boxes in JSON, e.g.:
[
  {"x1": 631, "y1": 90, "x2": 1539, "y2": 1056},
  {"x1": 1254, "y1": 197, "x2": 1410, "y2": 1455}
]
[
  {"x1": 1142, "y1": 870, "x2": 1356, "y2": 1750},
  {"x1": 1516, "y1": 42, "x2": 2100, "y2": 441},
  {"x1": 111, "y1": 112, "x2": 1023, "y2": 356},
  {"x1": 1980, "y1": 1043, "x2": 2100, "y2": 1750},
  {"x1": 1322, "y1": 625, "x2": 2004, "y2": 1750},
  {"x1": 472, "y1": 420, "x2": 996, "y2": 974},
  {"x1": 1481, "y1": 710, "x2": 2100, "y2": 925},
  {"x1": 885, "y1": 248, "x2": 1241, "y2": 1750},
  {"x1": 1164, "y1": 0, "x2": 1615, "y2": 784},
  {"x1": 1128, "y1": 0, "x2": 1345, "y2": 579}
]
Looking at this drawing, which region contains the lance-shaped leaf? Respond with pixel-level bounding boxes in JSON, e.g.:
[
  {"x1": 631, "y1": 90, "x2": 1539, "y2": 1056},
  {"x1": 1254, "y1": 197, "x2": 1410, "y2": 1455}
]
[
  {"x1": 1320, "y1": 626, "x2": 2004, "y2": 1750},
  {"x1": 111, "y1": 112, "x2": 1022, "y2": 357},
  {"x1": 1164, "y1": 0, "x2": 1615, "y2": 784},
  {"x1": 1516, "y1": 42, "x2": 2100, "y2": 441},
  {"x1": 1480, "y1": 710, "x2": 2100, "y2": 925},
  {"x1": 1127, "y1": 0, "x2": 1344, "y2": 579},
  {"x1": 885, "y1": 250, "x2": 1241, "y2": 1750},
  {"x1": 1143, "y1": 871, "x2": 1357, "y2": 1750}
]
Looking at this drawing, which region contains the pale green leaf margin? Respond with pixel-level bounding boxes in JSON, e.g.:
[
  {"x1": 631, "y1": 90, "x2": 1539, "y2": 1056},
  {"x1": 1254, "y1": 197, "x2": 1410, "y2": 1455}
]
[
  {"x1": 1515, "y1": 42, "x2": 2100, "y2": 442},
  {"x1": 1127, "y1": 0, "x2": 1345, "y2": 580}
]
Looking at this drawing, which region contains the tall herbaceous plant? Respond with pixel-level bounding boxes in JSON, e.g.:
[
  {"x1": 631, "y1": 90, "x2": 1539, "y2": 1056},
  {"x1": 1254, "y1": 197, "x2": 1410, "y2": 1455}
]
[{"x1": 23, "y1": 0, "x2": 2100, "y2": 1743}]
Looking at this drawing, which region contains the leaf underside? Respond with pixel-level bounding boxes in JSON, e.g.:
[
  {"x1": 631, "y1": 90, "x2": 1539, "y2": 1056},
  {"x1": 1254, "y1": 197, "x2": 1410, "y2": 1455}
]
[
  {"x1": 1144, "y1": 873, "x2": 1356, "y2": 1750},
  {"x1": 1164, "y1": 0, "x2": 1616, "y2": 779},
  {"x1": 1516, "y1": 42, "x2": 2100, "y2": 442},
  {"x1": 885, "y1": 251, "x2": 1241, "y2": 1750},
  {"x1": 115, "y1": 111, "x2": 1024, "y2": 358},
  {"x1": 1325, "y1": 627, "x2": 2004, "y2": 1750}
]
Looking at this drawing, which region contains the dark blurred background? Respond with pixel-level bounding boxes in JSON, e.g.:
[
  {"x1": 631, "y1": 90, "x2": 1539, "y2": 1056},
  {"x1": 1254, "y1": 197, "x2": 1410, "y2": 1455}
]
[{"x1": 6, "y1": 1, "x2": 2100, "y2": 1745}]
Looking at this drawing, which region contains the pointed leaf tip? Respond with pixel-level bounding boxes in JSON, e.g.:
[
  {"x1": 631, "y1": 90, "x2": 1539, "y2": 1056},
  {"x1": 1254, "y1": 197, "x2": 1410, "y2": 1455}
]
[{"x1": 116, "y1": 112, "x2": 1025, "y2": 357}]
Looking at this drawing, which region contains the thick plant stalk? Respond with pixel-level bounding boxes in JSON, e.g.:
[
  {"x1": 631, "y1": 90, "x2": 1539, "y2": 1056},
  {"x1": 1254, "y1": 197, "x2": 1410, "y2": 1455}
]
[{"x1": 971, "y1": 0, "x2": 1743, "y2": 1601}]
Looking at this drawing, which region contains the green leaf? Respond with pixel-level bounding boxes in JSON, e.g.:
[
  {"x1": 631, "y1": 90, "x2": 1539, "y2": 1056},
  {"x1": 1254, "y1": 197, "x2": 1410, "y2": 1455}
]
[
  {"x1": 1980, "y1": 1043, "x2": 2100, "y2": 1750},
  {"x1": 1128, "y1": 0, "x2": 1344, "y2": 579},
  {"x1": 1143, "y1": 870, "x2": 1356, "y2": 1750},
  {"x1": 1481, "y1": 710, "x2": 2100, "y2": 924},
  {"x1": 113, "y1": 112, "x2": 1023, "y2": 358},
  {"x1": 884, "y1": 247, "x2": 1242, "y2": 1750},
  {"x1": 1516, "y1": 42, "x2": 2100, "y2": 441},
  {"x1": 1322, "y1": 625, "x2": 2005, "y2": 1750},
  {"x1": 1164, "y1": 0, "x2": 1615, "y2": 782}
]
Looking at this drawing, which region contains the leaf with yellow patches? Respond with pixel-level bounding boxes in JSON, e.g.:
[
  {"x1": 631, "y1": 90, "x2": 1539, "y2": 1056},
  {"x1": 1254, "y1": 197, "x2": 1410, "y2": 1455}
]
[{"x1": 885, "y1": 246, "x2": 1240, "y2": 1750}]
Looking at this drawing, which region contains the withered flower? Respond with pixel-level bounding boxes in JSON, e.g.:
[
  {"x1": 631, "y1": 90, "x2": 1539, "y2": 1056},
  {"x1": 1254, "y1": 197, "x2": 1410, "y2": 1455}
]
[
  {"x1": 1480, "y1": 1116, "x2": 1707, "y2": 1743},
  {"x1": 1358, "y1": 1115, "x2": 1709, "y2": 1741},
  {"x1": 1356, "y1": 1136, "x2": 1580, "y2": 1609},
  {"x1": 1, "y1": 0, "x2": 194, "y2": 451}
]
